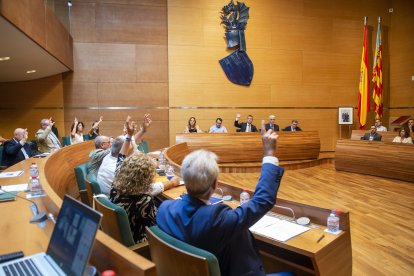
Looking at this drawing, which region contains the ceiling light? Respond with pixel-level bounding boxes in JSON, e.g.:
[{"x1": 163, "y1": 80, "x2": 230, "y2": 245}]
[
  {"x1": 26, "y1": 70, "x2": 36, "y2": 74},
  {"x1": 0, "y1": 56, "x2": 10, "y2": 61}
]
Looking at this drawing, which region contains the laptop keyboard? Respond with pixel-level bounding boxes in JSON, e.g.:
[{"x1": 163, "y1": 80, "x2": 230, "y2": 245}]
[{"x1": 2, "y1": 259, "x2": 42, "y2": 276}]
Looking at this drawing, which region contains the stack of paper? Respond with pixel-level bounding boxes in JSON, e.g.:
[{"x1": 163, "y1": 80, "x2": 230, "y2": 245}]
[
  {"x1": 250, "y1": 215, "x2": 310, "y2": 242},
  {"x1": 0, "y1": 171, "x2": 24, "y2": 178}
]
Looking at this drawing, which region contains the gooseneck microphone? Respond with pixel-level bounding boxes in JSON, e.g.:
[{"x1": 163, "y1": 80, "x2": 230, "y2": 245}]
[{"x1": 0, "y1": 187, "x2": 48, "y2": 224}]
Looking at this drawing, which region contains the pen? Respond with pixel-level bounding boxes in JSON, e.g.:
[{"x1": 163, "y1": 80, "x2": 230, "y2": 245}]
[{"x1": 316, "y1": 234, "x2": 325, "y2": 243}]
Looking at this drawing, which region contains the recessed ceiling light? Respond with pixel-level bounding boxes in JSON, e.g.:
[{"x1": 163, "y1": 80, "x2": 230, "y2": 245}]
[
  {"x1": 0, "y1": 57, "x2": 10, "y2": 61},
  {"x1": 26, "y1": 70, "x2": 36, "y2": 74}
]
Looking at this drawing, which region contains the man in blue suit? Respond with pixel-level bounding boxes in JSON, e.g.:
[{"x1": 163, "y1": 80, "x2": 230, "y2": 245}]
[
  {"x1": 3, "y1": 128, "x2": 33, "y2": 167},
  {"x1": 157, "y1": 129, "x2": 284, "y2": 276}
]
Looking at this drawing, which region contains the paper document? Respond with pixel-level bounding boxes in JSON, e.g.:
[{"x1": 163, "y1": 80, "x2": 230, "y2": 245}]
[
  {"x1": 250, "y1": 215, "x2": 310, "y2": 242},
  {"x1": 0, "y1": 184, "x2": 28, "y2": 193},
  {"x1": 0, "y1": 171, "x2": 24, "y2": 178}
]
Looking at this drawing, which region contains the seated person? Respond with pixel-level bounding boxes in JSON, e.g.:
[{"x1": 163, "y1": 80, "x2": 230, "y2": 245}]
[
  {"x1": 361, "y1": 125, "x2": 382, "y2": 141},
  {"x1": 265, "y1": 115, "x2": 279, "y2": 131},
  {"x1": 110, "y1": 152, "x2": 158, "y2": 243},
  {"x1": 184, "y1": 117, "x2": 203, "y2": 133},
  {"x1": 375, "y1": 119, "x2": 387, "y2": 131},
  {"x1": 406, "y1": 119, "x2": 414, "y2": 137},
  {"x1": 234, "y1": 113, "x2": 258, "y2": 132},
  {"x1": 3, "y1": 128, "x2": 33, "y2": 167},
  {"x1": 35, "y1": 117, "x2": 62, "y2": 153},
  {"x1": 87, "y1": 135, "x2": 112, "y2": 179},
  {"x1": 283, "y1": 119, "x2": 302, "y2": 131},
  {"x1": 70, "y1": 117, "x2": 91, "y2": 144},
  {"x1": 209, "y1": 118, "x2": 228, "y2": 133},
  {"x1": 392, "y1": 127, "x2": 413, "y2": 144},
  {"x1": 157, "y1": 130, "x2": 286, "y2": 275},
  {"x1": 89, "y1": 116, "x2": 103, "y2": 140},
  {"x1": 109, "y1": 116, "x2": 179, "y2": 243},
  {"x1": 0, "y1": 135, "x2": 7, "y2": 145}
]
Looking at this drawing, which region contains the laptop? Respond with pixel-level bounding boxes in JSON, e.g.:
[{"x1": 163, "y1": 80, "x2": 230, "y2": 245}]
[{"x1": 0, "y1": 195, "x2": 102, "y2": 276}]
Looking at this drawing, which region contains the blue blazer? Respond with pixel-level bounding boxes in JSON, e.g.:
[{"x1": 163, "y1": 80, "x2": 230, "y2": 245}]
[
  {"x1": 157, "y1": 163, "x2": 284, "y2": 276},
  {"x1": 3, "y1": 139, "x2": 33, "y2": 167},
  {"x1": 265, "y1": 123, "x2": 280, "y2": 132}
]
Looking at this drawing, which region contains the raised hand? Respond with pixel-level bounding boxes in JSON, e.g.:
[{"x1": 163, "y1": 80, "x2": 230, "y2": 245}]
[
  {"x1": 262, "y1": 129, "x2": 278, "y2": 157},
  {"x1": 125, "y1": 116, "x2": 134, "y2": 137},
  {"x1": 142, "y1": 114, "x2": 152, "y2": 132},
  {"x1": 236, "y1": 113, "x2": 241, "y2": 119},
  {"x1": 49, "y1": 117, "x2": 55, "y2": 127}
]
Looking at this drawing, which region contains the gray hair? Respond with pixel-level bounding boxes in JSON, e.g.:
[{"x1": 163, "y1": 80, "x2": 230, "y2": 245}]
[
  {"x1": 111, "y1": 136, "x2": 125, "y2": 156},
  {"x1": 94, "y1": 135, "x2": 107, "y2": 149},
  {"x1": 181, "y1": 150, "x2": 219, "y2": 196}
]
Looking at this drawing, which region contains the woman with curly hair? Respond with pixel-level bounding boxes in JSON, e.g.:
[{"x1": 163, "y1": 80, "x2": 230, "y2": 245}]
[{"x1": 110, "y1": 152, "x2": 158, "y2": 243}]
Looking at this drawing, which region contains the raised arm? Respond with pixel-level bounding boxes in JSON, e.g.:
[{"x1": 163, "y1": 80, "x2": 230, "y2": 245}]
[
  {"x1": 134, "y1": 114, "x2": 152, "y2": 142},
  {"x1": 70, "y1": 117, "x2": 78, "y2": 138}
]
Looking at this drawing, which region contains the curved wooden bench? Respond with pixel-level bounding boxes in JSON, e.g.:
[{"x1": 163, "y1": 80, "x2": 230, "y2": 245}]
[
  {"x1": 176, "y1": 131, "x2": 320, "y2": 162},
  {"x1": 44, "y1": 141, "x2": 95, "y2": 198},
  {"x1": 0, "y1": 141, "x2": 156, "y2": 275},
  {"x1": 351, "y1": 130, "x2": 398, "y2": 143},
  {"x1": 335, "y1": 139, "x2": 414, "y2": 182}
]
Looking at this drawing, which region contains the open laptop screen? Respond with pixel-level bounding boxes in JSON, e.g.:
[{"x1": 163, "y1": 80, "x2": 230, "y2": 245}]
[{"x1": 46, "y1": 195, "x2": 102, "y2": 276}]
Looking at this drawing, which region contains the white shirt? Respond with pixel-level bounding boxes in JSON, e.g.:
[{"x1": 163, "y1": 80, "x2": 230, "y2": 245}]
[
  {"x1": 376, "y1": 126, "x2": 387, "y2": 131},
  {"x1": 97, "y1": 154, "x2": 118, "y2": 195}
]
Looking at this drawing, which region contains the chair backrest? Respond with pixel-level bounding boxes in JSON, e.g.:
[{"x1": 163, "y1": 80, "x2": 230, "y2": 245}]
[
  {"x1": 94, "y1": 196, "x2": 135, "y2": 247},
  {"x1": 146, "y1": 226, "x2": 221, "y2": 276},
  {"x1": 62, "y1": 136, "x2": 71, "y2": 146},
  {"x1": 74, "y1": 162, "x2": 89, "y2": 205},
  {"x1": 137, "y1": 140, "x2": 149, "y2": 153},
  {"x1": 85, "y1": 177, "x2": 102, "y2": 208}
]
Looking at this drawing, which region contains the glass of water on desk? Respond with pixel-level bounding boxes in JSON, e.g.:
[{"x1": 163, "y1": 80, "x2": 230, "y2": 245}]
[{"x1": 166, "y1": 164, "x2": 175, "y2": 180}]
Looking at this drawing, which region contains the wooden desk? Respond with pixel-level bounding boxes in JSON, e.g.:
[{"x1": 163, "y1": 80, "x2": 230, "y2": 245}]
[
  {"x1": 176, "y1": 132, "x2": 321, "y2": 162},
  {"x1": 351, "y1": 130, "x2": 398, "y2": 142},
  {"x1": 162, "y1": 140, "x2": 352, "y2": 276},
  {"x1": 0, "y1": 143, "x2": 156, "y2": 275},
  {"x1": 335, "y1": 139, "x2": 414, "y2": 183}
]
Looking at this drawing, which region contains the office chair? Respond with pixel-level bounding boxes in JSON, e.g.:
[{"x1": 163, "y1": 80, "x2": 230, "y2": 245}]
[
  {"x1": 137, "y1": 140, "x2": 149, "y2": 153},
  {"x1": 62, "y1": 136, "x2": 71, "y2": 146},
  {"x1": 146, "y1": 225, "x2": 221, "y2": 276},
  {"x1": 85, "y1": 178, "x2": 101, "y2": 208},
  {"x1": 74, "y1": 162, "x2": 89, "y2": 205},
  {"x1": 94, "y1": 195, "x2": 149, "y2": 256}
]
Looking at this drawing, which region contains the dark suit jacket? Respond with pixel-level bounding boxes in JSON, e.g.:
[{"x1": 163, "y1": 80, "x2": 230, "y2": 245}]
[
  {"x1": 361, "y1": 133, "x2": 382, "y2": 141},
  {"x1": 3, "y1": 139, "x2": 33, "y2": 167},
  {"x1": 265, "y1": 123, "x2": 280, "y2": 131},
  {"x1": 157, "y1": 163, "x2": 284, "y2": 276},
  {"x1": 282, "y1": 125, "x2": 302, "y2": 131},
  {"x1": 234, "y1": 120, "x2": 258, "y2": 132}
]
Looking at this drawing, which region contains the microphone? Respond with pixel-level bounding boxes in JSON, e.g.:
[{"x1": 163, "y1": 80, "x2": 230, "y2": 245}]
[{"x1": 0, "y1": 187, "x2": 48, "y2": 224}]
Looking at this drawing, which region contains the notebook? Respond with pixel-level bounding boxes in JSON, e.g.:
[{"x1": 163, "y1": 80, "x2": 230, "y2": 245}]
[{"x1": 0, "y1": 195, "x2": 102, "y2": 276}]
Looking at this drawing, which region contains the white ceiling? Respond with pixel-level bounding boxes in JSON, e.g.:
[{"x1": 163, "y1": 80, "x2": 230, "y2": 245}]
[{"x1": 0, "y1": 16, "x2": 70, "y2": 83}]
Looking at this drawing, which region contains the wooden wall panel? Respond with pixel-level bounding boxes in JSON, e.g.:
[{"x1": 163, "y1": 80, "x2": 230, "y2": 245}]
[
  {"x1": 168, "y1": 0, "x2": 395, "y2": 151},
  {"x1": 0, "y1": 75, "x2": 64, "y2": 141},
  {"x1": 389, "y1": 0, "x2": 414, "y2": 120}
]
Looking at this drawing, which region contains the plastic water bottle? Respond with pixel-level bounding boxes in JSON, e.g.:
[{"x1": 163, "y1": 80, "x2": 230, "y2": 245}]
[
  {"x1": 159, "y1": 149, "x2": 166, "y2": 170},
  {"x1": 29, "y1": 162, "x2": 39, "y2": 178},
  {"x1": 240, "y1": 190, "x2": 250, "y2": 205},
  {"x1": 28, "y1": 176, "x2": 44, "y2": 197},
  {"x1": 166, "y1": 164, "x2": 175, "y2": 180},
  {"x1": 327, "y1": 210, "x2": 340, "y2": 232}
]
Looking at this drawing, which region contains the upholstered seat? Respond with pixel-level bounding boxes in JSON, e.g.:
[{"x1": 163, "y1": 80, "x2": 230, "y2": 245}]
[
  {"x1": 146, "y1": 225, "x2": 221, "y2": 276},
  {"x1": 74, "y1": 162, "x2": 89, "y2": 205}
]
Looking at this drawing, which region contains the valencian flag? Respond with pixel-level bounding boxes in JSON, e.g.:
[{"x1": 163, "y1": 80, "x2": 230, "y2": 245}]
[
  {"x1": 372, "y1": 17, "x2": 383, "y2": 119},
  {"x1": 358, "y1": 17, "x2": 370, "y2": 129}
]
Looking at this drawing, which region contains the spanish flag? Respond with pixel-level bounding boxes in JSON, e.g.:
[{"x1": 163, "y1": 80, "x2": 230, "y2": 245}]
[
  {"x1": 372, "y1": 18, "x2": 383, "y2": 119},
  {"x1": 358, "y1": 17, "x2": 370, "y2": 129}
]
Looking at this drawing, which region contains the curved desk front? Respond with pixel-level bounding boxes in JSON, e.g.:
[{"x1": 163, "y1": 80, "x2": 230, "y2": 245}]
[
  {"x1": 335, "y1": 139, "x2": 414, "y2": 183},
  {"x1": 0, "y1": 142, "x2": 156, "y2": 275},
  {"x1": 163, "y1": 142, "x2": 352, "y2": 276}
]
